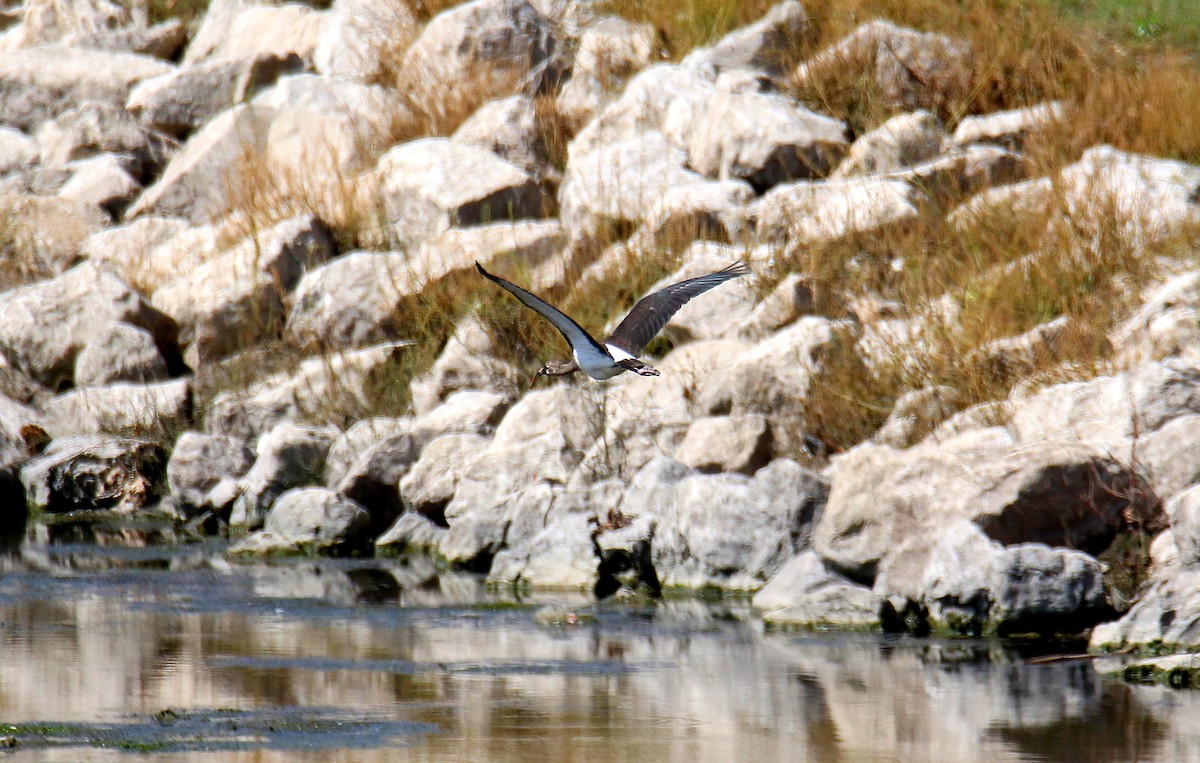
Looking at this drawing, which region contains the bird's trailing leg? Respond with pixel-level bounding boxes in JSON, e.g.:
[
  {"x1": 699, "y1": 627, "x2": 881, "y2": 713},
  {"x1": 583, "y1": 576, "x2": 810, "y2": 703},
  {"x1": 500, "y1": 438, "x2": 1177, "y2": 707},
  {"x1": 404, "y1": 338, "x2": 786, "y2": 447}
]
[{"x1": 616, "y1": 358, "x2": 660, "y2": 377}]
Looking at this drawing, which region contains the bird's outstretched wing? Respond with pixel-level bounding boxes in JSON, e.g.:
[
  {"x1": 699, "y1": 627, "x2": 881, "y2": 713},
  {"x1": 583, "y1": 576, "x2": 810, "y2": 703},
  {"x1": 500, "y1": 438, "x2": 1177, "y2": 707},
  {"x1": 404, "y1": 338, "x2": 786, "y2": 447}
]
[
  {"x1": 605, "y1": 262, "x2": 750, "y2": 355},
  {"x1": 475, "y1": 262, "x2": 611, "y2": 359}
]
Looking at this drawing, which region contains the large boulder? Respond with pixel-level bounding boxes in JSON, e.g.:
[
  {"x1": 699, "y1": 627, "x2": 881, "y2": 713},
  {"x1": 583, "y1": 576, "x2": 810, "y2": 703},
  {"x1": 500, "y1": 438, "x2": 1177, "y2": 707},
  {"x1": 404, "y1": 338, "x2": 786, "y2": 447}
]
[
  {"x1": 751, "y1": 176, "x2": 925, "y2": 244},
  {"x1": 0, "y1": 45, "x2": 172, "y2": 131},
  {"x1": 682, "y1": 1, "x2": 811, "y2": 76},
  {"x1": 794, "y1": 20, "x2": 972, "y2": 112},
  {"x1": 874, "y1": 521, "x2": 1111, "y2": 636},
  {"x1": 399, "y1": 432, "x2": 488, "y2": 523},
  {"x1": 952, "y1": 101, "x2": 1064, "y2": 151},
  {"x1": 753, "y1": 550, "x2": 882, "y2": 630},
  {"x1": 0, "y1": 261, "x2": 178, "y2": 389},
  {"x1": 377, "y1": 138, "x2": 547, "y2": 249},
  {"x1": 555, "y1": 15, "x2": 657, "y2": 125},
  {"x1": 35, "y1": 100, "x2": 172, "y2": 178},
  {"x1": 183, "y1": 2, "x2": 328, "y2": 67},
  {"x1": 151, "y1": 214, "x2": 333, "y2": 364},
  {"x1": 1090, "y1": 559, "x2": 1200, "y2": 652},
  {"x1": 20, "y1": 436, "x2": 166, "y2": 514},
  {"x1": 559, "y1": 131, "x2": 705, "y2": 237},
  {"x1": 127, "y1": 53, "x2": 305, "y2": 138},
  {"x1": 832, "y1": 110, "x2": 947, "y2": 177},
  {"x1": 1056, "y1": 145, "x2": 1200, "y2": 250},
  {"x1": 687, "y1": 87, "x2": 848, "y2": 191},
  {"x1": 232, "y1": 487, "x2": 372, "y2": 557},
  {"x1": 40, "y1": 379, "x2": 191, "y2": 439},
  {"x1": 74, "y1": 322, "x2": 171, "y2": 387},
  {"x1": 813, "y1": 428, "x2": 1159, "y2": 583},
  {"x1": 284, "y1": 251, "x2": 410, "y2": 349},
  {"x1": 674, "y1": 415, "x2": 773, "y2": 475},
  {"x1": 398, "y1": 0, "x2": 564, "y2": 121},
  {"x1": 567, "y1": 64, "x2": 715, "y2": 159},
  {"x1": 229, "y1": 422, "x2": 337, "y2": 530},
  {"x1": 314, "y1": 0, "x2": 417, "y2": 82},
  {"x1": 654, "y1": 458, "x2": 827, "y2": 590},
  {"x1": 166, "y1": 431, "x2": 255, "y2": 519},
  {"x1": 452, "y1": 95, "x2": 556, "y2": 182}
]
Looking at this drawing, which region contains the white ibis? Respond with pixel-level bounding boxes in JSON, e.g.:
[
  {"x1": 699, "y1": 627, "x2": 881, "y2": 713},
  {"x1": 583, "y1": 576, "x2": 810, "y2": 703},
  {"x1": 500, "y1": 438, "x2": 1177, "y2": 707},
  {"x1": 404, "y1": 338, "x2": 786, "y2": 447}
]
[{"x1": 476, "y1": 261, "x2": 750, "y2": 386}]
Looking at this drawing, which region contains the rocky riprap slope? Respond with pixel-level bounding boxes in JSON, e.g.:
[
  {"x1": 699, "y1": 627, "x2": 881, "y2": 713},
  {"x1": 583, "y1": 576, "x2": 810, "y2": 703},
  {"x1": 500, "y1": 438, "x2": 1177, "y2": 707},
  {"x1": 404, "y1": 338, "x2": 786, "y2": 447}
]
[{"x1": 1, "y1": 0, "x2": 1200, "y2": 653}]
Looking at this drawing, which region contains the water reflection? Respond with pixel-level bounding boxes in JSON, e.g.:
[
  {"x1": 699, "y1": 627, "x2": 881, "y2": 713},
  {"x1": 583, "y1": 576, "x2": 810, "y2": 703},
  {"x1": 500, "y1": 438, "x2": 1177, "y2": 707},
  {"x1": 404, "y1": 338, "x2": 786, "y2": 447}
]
[{"x1": 0, "y1": 544, "x2": 1197, "y2": 761}]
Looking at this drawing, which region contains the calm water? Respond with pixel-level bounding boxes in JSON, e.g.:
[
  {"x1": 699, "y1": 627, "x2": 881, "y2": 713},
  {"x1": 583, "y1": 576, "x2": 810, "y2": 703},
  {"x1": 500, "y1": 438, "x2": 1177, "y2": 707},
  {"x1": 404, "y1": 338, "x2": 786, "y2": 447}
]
[{"x1": 0, "y1": 538, "x2": 1197, "y2": 762}]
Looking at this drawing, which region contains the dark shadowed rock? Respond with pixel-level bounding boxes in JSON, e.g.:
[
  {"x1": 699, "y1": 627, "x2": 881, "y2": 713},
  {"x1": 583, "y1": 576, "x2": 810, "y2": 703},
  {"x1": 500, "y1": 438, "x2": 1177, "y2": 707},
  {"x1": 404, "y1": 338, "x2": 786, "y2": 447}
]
[{"x1": 20, "y1": 435, "x2": 166, "y2": 514}]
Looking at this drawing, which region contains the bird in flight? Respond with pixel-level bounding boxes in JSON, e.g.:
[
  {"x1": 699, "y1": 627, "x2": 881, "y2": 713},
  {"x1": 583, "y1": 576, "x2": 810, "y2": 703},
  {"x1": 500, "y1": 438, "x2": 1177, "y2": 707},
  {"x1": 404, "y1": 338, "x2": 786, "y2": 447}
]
[{"x1": 476, "y1": 261, "x2": 749, "y2": 386}]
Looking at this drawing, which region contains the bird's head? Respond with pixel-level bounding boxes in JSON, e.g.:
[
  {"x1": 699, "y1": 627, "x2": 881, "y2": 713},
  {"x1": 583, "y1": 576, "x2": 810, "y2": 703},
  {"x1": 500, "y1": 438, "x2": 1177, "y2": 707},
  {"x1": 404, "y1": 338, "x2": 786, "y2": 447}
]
[{"x1": 529, "y1": 359, "x2": 577, "y2": 389}]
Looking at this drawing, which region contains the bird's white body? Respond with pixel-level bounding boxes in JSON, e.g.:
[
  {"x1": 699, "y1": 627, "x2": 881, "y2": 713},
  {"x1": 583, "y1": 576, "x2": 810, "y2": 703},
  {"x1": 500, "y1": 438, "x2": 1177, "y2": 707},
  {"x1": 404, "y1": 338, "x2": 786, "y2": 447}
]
[{"x1": 575, "y1": 343, "x2": 635, "y2": 380}]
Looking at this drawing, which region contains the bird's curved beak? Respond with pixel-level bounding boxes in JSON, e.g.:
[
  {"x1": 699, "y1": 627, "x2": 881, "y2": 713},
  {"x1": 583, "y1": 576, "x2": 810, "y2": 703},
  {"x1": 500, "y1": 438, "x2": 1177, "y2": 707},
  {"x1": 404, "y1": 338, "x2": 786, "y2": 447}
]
[{"x1": 528, "y1": 369, "x2": 543, "y2": 390}]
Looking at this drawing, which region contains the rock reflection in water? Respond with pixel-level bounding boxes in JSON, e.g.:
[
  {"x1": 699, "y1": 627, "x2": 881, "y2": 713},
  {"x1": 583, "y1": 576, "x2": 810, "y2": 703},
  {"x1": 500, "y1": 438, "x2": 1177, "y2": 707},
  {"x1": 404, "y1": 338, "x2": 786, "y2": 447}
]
[{"x1": 0, "y1": 547, "x2": 1197, "y2": 762}]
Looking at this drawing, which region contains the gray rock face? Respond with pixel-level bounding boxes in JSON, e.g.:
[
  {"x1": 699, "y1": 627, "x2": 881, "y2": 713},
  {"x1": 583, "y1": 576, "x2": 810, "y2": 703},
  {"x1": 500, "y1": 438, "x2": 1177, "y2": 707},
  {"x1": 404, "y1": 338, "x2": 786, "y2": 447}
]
[
  {"x1": 453, "y1": 95, "x2": 554, "y2": 182},
  {"x1": 833, "y1": 110, "x2": 947, "y2": 177},
  {"x1": 35, "y1": 100, "x2": 171, "y2": 177},
  {"x1": 152, "y1": 214, "x2": 333, "y2": 364},
  {"x1": 490, "y1": 509, "x2": 599, "y2": 591},
  {"x1": 683, "y1": 1, "x2": 811, "y2": 76},
  {"x1": 230, "y1": 423, "x2": 337, "y2": 530},
  {"x1": 795, "y1": 20, "x2": 972, "y2": 112},
  {"x1": 556, "y1": 15, "x2": 657, "y2": 125},
  {"x1": 399, "y1": 0, "x2": 563, "y2": 118},
  {"x1": 1090, "y1": 560, "x2": 1200, "y2": 651},
  {"x1": 559, "y1": 131, "x2": 705, "y2": 237},
  {"x1": 0, "y1": 45, "x2": 172, "y2": 131},
  {"x1": 57, "y1": 154, "x2": 142, "y2": 218},
  {"x1": 1112, "y1": 270, "x2": 1200, "y2": 368},
  {"x1": 698, "y1": 317, "x2": 843, "y2": 417},
  {"x1": 375, "y1": 511, "x2": 448, "y2": 555},
  {"x1": 323, "y1": 417, "x2": 412, "y2": 489},
  {"x1": 952, "y1": 102, "x2": 1064, "y2": 151},
  {"x1": 335, "y1": 432, "x2": 427, "y2": 536},
  {"x1": 752, "y1": 176, "x2": 924, "y2": 244},
  {"x1": 412, "y1": 390, "x2": 510, "y2": 441},
  {"x1": 40, "y1": 379, "x2": 191, "y2": 439},
  {"x1": 285, "y1": 251, "x2": 410, "y2": 349},
  {"x1": 1140, "y1": 415, "x2": 1200, "y2": 504},
  {"x1": 234, "y1": 487, "x2": 372, "y2": 556},
  {"x1": 875, "y1": 521, "x2": 1110, "y2": 635},
  {"x1": 634, "y1": 179, "x2": 754, "y2": 247},
  {"x1": 127, "y1": 52, "x2": 305, "y2": 137},
  {"x1": 1167, "y1": 486, "x2": 1200, "y2": 566},
  {"x1": 568, "y1": 63, "x2": 716, "y2": 159},
  {"x1": 73, "y1": 322, "x2": 170, "y2": 387},
  {"x1": 0, "y1": 261, "x2": 178, "y2": 389},
  {"x1": 314, "y1": 0, "x2": 417, "y2": 81},
  {"x1": 166, "y1": 431, "x2": 254, "y2": 518},
  {"x1": 399, "y1": 432, "x2": 488, "y2": 522},
  {"x1": 378, "y1": 138, "x2": 547, "y2": 249},
  {"x1": 20, "y1": 436, "x2": 166, "y2": 513},
  {"x1": 617, "y1": 456, "x2": 694, "y2": 519},
  {"x1": 655, "y1": 458, "x2": 827, "y2": 590},
  {"x1": 887, "y1": 144, "x2": 1027, "y2": 208},
  {"x1": 813, "y1": 429, "x2": 1159, "y2": 583},
  {"x1": 1007, "y1": 359, "x2": 1200, "y2": 449},
  {"x1": 753, "y1": 550, "x2": 881, "y2": 630},
  {"x1": 688, "y1": 87, "x2": 848, "y2": 191},
  {"x1": 185, "y1": 3, "x2": 328, "y2": 67},
  {"x1": 1058, "y1": 145, "x2": 1200, "y2": 249},
  {"x1": 675, "y1": 415, "x2": 773, "y2": 475},
  {"x1": 0, "y1": 127, "x2": 39, "y2": 176}
]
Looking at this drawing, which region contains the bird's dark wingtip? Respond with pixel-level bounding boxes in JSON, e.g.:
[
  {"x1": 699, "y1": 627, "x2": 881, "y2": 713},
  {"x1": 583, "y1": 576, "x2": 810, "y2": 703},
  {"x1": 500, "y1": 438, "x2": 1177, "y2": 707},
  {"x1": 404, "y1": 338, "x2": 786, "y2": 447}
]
[{"x1": 727, "y1": 261, "x2": 751, "y2": 277}]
